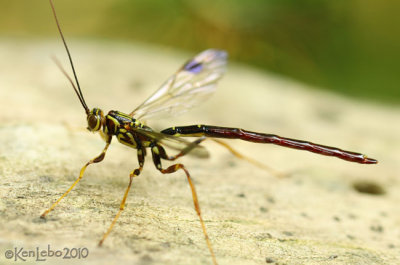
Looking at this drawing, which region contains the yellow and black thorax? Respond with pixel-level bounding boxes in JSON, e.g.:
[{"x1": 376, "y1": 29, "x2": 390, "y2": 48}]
[{"x1": 104, "y1": 110, "x2": 152, "y2": 149}]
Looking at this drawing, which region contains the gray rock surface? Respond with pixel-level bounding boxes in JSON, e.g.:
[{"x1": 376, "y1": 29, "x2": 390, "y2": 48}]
[{"x1": 0, "y1": 39, "x2": 398, "y2": 265}]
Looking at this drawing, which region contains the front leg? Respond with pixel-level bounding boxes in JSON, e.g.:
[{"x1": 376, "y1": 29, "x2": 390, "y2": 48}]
[{"x1": 41, "y1": 138, "x2": 112, "y2": 218}]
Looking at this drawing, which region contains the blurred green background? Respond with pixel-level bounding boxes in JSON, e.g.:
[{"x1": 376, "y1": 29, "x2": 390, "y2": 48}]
[{"x1": 1, "y1": 0, "x2": 399, "y2": 104}]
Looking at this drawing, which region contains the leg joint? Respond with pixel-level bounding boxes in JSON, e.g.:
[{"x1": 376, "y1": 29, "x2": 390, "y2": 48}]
[
  {"x1": 93, "y1": 152, "x2": 106, "y2": 163},
  {"x1": 130, "y1": 168, "x2": 141, "y2": 177}
]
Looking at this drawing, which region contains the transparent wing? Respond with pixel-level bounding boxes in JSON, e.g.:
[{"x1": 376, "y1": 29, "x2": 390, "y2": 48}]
[
  {"x1": 130, "y1": 49, "x2": 227, "y2": 120},
  {"x1": 130, "y1": 127, "x2": 209, "y2": 158}
]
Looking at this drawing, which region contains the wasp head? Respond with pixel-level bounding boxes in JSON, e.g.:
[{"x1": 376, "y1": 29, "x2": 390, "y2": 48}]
[{"x1": 87, "y1": 108, "x2": 104, "y2": 131}]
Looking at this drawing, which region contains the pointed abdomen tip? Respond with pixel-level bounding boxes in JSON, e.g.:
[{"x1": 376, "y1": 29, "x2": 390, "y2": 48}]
[{"x1": 364, "y1": 156, "x2": 378, "y2": 164}]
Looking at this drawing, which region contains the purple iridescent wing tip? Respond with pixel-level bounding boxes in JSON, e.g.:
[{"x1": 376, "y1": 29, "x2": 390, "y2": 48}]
[{"x1": 184, "y1": 60, "x2": 203, "y2": 73}]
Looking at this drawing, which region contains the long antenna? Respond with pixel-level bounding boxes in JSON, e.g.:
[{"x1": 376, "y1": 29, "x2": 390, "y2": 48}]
[
  {"x1": 49, "y1": 0, "x2": 89, "y2": 114},
  {"x1": 52, "y1": 56, "x2": 89, "y2": 112}
]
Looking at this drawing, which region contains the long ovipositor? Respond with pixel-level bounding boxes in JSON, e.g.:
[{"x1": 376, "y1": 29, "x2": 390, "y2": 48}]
[{"x1": 161, "y1": 125, "x2": 378, "y2": 164}]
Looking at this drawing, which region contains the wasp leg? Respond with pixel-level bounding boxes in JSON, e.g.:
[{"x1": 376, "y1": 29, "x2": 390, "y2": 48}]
[
  {"x1": 169, "y1": 137, "x2": 207, "y2": 161},
  {"x1": 98, "y1": 147, "x2": 145, "y2": 246},
  {"x1": 41, "y1": 139, "x2": 112, "y2": 218},
  {"x1": 150, "y1": 144, "x2": 218, "y2": 265},
  {"x1": 210, "y1": 138, "x2": 287, "y2": 178},
  {"x1": 171, "y1": 135, "x2": 285, "y2": 178}
]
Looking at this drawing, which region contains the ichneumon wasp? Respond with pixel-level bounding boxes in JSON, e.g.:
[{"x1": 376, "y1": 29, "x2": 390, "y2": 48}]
[{"x1": 41, "y1": 1, "x2": 377, "y2": 265}]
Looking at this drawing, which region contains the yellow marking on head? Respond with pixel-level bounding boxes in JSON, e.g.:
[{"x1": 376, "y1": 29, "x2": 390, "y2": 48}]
[{"x1": 95, "y1": 118, "x2": 100, "y2": 130}]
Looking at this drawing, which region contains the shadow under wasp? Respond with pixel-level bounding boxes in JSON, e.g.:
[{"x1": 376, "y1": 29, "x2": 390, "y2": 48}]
[{"x1": 41, "y1": 1, "x2": 378, "y2": 264}]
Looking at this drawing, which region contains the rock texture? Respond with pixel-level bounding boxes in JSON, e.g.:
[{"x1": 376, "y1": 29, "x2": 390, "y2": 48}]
[{"x1": 0, "y1": 39, "x2": 398, "y2": 265}]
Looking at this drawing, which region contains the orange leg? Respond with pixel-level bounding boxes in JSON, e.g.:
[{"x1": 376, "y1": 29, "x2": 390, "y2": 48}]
[
  {"x1": 98, "y1": 166, "x2": 142, "y2": 246},
  {"x1": 98, "y1": 147, "x2": 145, "y2": 246},
  {"x1": 41, "y1": 141, "x2": 111, "y2": 219},
  {"x1": 151, "y1": 144, "x2": 218, "y2": 265},
  {"x1": 167, "y1": 137, "x2": 207, "y2": 161},
  {"x1": 158, "y1": 135, "x2": 286, "y2": 178},
  {"x1": 210, "y1": 138, "x2": 287, "y2": 178}
]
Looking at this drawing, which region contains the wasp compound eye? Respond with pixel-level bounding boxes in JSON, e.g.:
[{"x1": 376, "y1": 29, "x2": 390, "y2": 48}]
[{"x1": 87, "y1": 114, "x2": 100, "y2": 131}]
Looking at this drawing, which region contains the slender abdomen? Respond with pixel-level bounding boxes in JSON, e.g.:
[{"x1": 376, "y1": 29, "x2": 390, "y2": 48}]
[{"x1": 161, "y1": 125, "x2": 378, "y2": 164}]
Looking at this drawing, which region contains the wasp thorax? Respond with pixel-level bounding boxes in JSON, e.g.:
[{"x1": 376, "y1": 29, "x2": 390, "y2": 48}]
[{"x1": 87, "y1": 108, "x2": 104, "y2": 131}]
